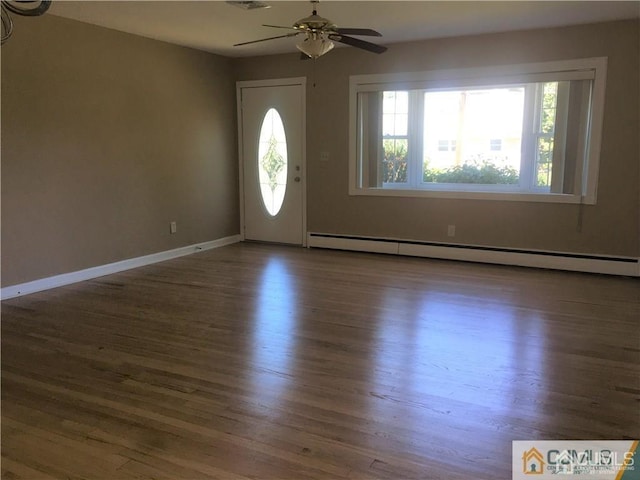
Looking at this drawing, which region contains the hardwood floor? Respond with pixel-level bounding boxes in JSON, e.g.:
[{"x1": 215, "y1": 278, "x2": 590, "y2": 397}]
[{"x1": 2, "y1": 242, "x2": 639, "y2": 479}]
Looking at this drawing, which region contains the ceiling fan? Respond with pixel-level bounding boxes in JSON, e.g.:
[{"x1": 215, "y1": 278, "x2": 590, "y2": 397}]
[{"x1": 234, "y1": 0, "x2": 387, "y2": 59}]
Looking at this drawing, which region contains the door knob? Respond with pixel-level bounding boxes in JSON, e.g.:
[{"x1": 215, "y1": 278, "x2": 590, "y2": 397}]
[{"x1": 294, "y1": 177, "x2": 301, "y2": 182}]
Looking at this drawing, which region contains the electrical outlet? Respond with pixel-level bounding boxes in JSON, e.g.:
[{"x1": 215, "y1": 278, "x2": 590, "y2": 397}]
[
  {"x1": 447, "y1": 224, "x2": 456, "y2": 237},
  {"x1": 170, "y1": 221, "x2": 177, "y2": 234}
]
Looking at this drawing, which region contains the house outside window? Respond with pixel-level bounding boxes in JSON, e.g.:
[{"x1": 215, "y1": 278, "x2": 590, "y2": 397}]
[{"x1": 438, "y1": 140, "x2": 456, "y2": 152}]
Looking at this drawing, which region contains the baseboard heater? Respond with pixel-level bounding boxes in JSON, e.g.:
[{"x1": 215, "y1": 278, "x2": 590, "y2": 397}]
[{"x1": 307, "y1": 233, "x2": 639, "y2": 277}]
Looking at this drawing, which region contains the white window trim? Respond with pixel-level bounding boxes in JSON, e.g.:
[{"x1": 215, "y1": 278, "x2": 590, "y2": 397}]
[{"x1": 349, "y1": 57, "x2": 608, "y2": 204}]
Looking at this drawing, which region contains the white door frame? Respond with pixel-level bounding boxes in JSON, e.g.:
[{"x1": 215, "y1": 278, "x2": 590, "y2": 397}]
[{"x1": 236, "y1": 77, "x2": 307, "y2": 246}]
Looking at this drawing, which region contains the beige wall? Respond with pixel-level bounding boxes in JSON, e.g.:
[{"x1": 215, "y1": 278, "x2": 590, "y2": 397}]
[
  {"x1": 1, "y1": 15, "x2": 239, "y2": 287},
  {"x1": 234, "y1": 19, "x2": 640, "y2": 258}
]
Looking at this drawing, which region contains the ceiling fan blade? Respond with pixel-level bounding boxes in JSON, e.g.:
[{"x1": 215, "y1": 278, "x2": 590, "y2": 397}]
[
  {"x1": 328, "y1": 34, "x2": 387, "y2": 54},
  {"x1": 334, "y1": 28, "x2": 382, "y2": 37},
  {"x1": 234, "y1": 32, "x2": 301, "y2": 47},
  {"x1": 263, "y1": 24, "x2": 298, "y2": 30}
]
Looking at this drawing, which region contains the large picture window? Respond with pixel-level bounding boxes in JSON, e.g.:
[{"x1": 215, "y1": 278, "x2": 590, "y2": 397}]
[{"x1": 350, "y1": 58, "x2": 607, "y2": 203}]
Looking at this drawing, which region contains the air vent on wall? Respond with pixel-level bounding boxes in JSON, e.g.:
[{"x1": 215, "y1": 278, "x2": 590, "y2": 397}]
[{"x1": 226, "y1": 1, "x2": 271, "y2": 10}]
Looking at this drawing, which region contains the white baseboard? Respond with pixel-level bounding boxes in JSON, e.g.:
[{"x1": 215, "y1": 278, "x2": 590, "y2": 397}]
[
  {"x1": 1, "y1": 234, "x2": 241, "y2": 300},
  {"x1": 308, "y1": 233, "x2": 640, "y2": 277}
]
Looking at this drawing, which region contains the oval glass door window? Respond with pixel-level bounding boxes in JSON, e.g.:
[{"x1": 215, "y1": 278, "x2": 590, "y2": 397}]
[{"x1": 257, "y1": 108, "x2": 288, "y2": 216}]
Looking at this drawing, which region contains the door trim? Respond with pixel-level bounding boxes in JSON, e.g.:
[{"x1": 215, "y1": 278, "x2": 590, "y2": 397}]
[{"x1": 236, "y1": 77, "x2": 307, "y2": 246}]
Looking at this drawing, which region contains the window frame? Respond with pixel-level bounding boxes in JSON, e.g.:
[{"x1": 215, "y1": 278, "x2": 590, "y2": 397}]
[{"x1": 349, "y1": 57, "x2": 608, "y2": 204}]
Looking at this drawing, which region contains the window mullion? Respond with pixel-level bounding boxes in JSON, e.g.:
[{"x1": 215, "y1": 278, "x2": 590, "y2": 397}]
[
  {"x1": 406, "y1": 90, "x2": 421, "y2": 188},
  {"x1": 550, "y1": 81, "x2": 570, "y2": 193},
  {"x1": 520, "y1": 84, "x2": 537, "y2": 191}
]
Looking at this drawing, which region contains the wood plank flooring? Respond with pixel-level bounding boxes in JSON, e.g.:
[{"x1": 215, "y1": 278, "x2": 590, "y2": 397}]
[{"x1": 2, "y1": 242, "x2": 639, "y2": 479}]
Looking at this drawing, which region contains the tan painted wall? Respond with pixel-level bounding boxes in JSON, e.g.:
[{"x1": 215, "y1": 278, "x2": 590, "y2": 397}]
[
  {"x1": 1, "y1": 15, "x2": 239, "y2": 286},
  {"x1": 2, "y1": 17, "x2": 637, "y2": 289},
  {"x1": 234, "y1": 19, "x2": 640, "y2": 257}
]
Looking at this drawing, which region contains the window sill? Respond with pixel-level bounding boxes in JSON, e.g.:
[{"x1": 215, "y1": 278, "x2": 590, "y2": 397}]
[{"x1": 349, "y1": 187, "x2": 592, "y2": 204}]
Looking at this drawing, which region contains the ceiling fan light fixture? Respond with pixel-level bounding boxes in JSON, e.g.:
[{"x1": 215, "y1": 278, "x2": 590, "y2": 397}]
[{"x1": 296, "y1": 32, "x2": 334, "y2": 59}]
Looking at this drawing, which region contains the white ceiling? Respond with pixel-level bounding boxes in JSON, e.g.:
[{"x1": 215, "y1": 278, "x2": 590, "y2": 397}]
[{"x1": 48, "y1": 1, "x2": 640, "y2": 58}]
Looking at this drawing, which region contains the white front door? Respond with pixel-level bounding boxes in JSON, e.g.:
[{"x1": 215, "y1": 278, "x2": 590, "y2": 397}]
[{"x1": 238, "y1": 79, "x2": 306, "y2": 245}]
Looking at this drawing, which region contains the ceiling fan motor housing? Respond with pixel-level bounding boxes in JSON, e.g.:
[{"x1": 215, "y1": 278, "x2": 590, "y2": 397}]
[{"x1": 293, "y1": 13, "x2": 336, "y2": 33}]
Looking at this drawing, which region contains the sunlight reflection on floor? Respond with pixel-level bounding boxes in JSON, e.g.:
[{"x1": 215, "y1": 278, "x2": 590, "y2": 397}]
[{"x1": 250, "y1": 256, "x2": 297, "y2": 407}]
